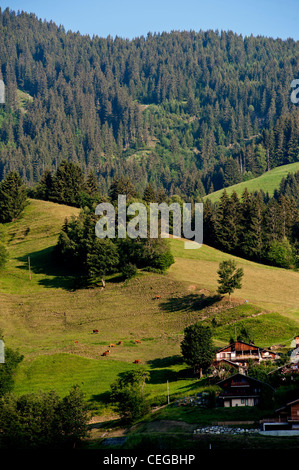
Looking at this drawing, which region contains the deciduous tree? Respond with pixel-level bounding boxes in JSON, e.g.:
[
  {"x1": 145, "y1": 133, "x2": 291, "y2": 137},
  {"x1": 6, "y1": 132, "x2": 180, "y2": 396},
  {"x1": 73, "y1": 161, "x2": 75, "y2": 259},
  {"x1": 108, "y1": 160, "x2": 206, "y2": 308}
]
[
  {"x1": 217, "y1": 259, "x2": 244, "y2": 300},
  {"x1": 181, "y1": 324, "x2": 214, "y2": 377}
]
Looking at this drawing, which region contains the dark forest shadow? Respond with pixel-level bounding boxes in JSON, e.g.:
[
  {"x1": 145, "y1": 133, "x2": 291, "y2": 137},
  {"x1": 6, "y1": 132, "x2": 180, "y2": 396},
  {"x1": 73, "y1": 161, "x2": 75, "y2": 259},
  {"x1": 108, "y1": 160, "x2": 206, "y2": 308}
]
[
  {"x1": 16, "y1": 246, "x2": 126, "y2": 290},
  {"x1": 147, "y1": 355, "x2": 184, "y2": 369},
  {"x1": 148, "y1": 368, "x2": 181, "y2": 385},
  {"x1": 91, "y1": 391, "x2": 111, "y2": 406},
  {"x1": 160, "y1": 293, "x2": 221, "y2": 313},
  {"x1": 17, "y1": 246, "x2": 81, "y2": 290}
]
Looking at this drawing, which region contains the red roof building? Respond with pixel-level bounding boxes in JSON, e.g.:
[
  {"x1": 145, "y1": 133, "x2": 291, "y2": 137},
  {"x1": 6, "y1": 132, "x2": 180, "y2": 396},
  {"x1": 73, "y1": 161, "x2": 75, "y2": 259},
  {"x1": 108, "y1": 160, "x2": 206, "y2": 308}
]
[{"x1": 214, "y1": 341, "x2": 278, "y2": 368}]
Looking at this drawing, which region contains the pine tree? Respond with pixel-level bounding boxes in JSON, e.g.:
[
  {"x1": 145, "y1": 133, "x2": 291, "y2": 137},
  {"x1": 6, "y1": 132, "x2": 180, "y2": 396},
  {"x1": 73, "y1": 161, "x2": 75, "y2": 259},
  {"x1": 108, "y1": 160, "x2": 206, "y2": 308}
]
[
  {"x1": 239, "y1": 189, "x2": 264, "y2": 260},
  {"x1": 143, "y1": 183, "x2": 156, "y2": 203},
  {"x1": 214, "y1": 190, "x2": 240, "y2": 253},
  {"x1": 35, "y1": 168, "x2": 53, "y2": 200},
  {"x1": 202, "y1": 199, "x2": 217, "y2": 247},
  {"x1": 85, "y1": 170, "x2": 99, "y2": 196},
  {"x1": 49, "y1": 160, "x2": 85, "y2": 207},
  {"x1": 108, "y1": 176, "x2": 138, "y2": 203},
  {"x1": 0, "y1": 171, "x2": 27, "y2": 223}
]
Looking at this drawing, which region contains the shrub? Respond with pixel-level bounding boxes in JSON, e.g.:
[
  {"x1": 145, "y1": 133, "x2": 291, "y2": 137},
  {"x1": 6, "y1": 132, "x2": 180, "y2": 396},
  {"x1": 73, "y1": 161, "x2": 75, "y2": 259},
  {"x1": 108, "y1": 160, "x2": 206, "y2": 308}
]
[
  {"x1": 266, "y1": 238, "x2": 295, "y2": 269},
  {"x1": 121, "y1": 263, "x2": 138, "y2": 280}
]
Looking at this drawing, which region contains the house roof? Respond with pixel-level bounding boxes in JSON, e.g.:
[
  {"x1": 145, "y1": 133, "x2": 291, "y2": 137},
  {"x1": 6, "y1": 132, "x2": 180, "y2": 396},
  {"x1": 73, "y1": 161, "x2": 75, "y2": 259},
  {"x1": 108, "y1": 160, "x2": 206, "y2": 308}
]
[
  {"x1": 216, "y1": 340, "x2": 275, "y2": 355},
  {"x1": 214, "y1": 359, "x2": 246, "y2": 369},
  {"x1": 275, "y1": 398, "x2": 299, "y2": 413},
  {"x1": 217, "y1": 373, "x2": 275, "y2": 390}
]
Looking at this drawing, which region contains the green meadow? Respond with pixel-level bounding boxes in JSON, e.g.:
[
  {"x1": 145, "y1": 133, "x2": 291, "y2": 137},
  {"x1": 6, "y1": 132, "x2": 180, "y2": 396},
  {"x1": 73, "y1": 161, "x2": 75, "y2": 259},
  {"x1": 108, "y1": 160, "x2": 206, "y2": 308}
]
[
  {"x1": 204, "y1": 162, "x2": 299, "y2": 204},
  {"x1": 0, "y1": 198, "x2": 298, "y2": 413}
]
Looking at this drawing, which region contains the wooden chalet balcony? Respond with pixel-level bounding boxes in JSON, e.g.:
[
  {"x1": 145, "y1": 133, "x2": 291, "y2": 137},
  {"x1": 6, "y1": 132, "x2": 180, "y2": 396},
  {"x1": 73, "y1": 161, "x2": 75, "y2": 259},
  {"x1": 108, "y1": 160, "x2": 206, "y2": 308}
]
[
  {"x1": 235, "y1": 354, "x2": 260, "y2": 360},
  {"x1": 230, "y1": 382, "x2": 250, "y2": 387},
  {"x1": 221, "y1": 390, "x2": 258, "y2": 397}
]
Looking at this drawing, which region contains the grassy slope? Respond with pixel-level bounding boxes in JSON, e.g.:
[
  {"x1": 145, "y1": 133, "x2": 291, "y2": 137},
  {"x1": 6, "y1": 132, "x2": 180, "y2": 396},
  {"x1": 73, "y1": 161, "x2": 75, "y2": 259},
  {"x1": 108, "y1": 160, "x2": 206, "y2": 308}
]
[
  {"x1": 204, "y1": 162, "x2": 299, "y2": 204},
  {"x1": 168, "y1": 239, "x2": 299, "y2": 346},
  {"x1": 0, "y1": 200, "x2": 205, "y2": 406},
  {"x1": 169, "y1": 240, "x2": 299, "y2": 316},
  {"x1": 0, "y1": 199, "x2": 298, "y2": 410}
]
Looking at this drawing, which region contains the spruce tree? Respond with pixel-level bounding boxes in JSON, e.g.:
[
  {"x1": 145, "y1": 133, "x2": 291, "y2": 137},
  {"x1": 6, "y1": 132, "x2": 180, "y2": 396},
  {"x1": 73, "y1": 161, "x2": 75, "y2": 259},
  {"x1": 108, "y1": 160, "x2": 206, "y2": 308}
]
[
  {"x1": 239, "y1": 189, "x2": 264, "y2": 260},
  {"x1": 143, "y1": 183, "x2": 156, "y2": 203},
  {"x1": 214, "y1": 190, "x2": 240, "y2": 253},
  {"x1": 49, "y1": 160, "x2": 85, "y2": 207},
  {"x1": 35, "y1": 168, "x2": 53, "y2": 200},
  {"x1": 0, "y1": 171, "x2": 27, "y2": 223}
]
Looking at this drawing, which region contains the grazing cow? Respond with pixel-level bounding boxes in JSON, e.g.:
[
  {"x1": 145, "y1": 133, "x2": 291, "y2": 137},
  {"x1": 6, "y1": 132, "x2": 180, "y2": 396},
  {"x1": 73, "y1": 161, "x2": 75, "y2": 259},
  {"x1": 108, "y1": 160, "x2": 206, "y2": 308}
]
[
  {"x1": 74, "y1": 340, "x2": 78, "y2": 344},
  {"x1": 154, "y1": 295, "x2": 161, "y2": 299},
  {"x1": 109, "y1": 344, "x2": 116, "y2": 348},
  {"x1": 102, "y1": 350, "x2": 110, "y2": 356},
  {"x1": 117, "y1": 341, "x2": 123, "y2": 345},
  {"x1": 135, "y1": 339, "x2": 141, "y2": 344},
  {"x1": 133, "y1": 359, "x2": 141, "y2": 364},
  {"x1": 93, "y1": 329, "x2": 99, "y2": 334}
]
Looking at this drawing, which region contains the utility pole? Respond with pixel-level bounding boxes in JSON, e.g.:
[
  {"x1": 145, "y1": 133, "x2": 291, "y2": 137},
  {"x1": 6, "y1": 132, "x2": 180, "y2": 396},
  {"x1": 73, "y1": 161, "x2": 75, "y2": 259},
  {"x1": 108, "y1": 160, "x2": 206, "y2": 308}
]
[{"x1": 28, "y1": 256, "x2": 31, "y2": 281}]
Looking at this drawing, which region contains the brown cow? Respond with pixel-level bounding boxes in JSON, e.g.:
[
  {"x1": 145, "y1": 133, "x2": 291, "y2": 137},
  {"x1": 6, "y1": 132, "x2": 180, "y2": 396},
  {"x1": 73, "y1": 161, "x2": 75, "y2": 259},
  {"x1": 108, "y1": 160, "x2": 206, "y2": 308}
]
[
  {"x1": 154, "y1": 295, "x2": 161, "y2": 299},
  {"x1": 102, "y1": 349, "x2": 110, "y2": 356},
  {"x1": 117, "y1": 341, "x2": 123, "y2": 345},
  {"x1": 109, "y1": 344, "x2": 116, "y2": 348},
  {"x1": 133, "y1": 359, "x2": 141, "y2": 364},
  {"x1": 93, "y1": 329, "x2": 99, "y2": 333},
  {"x1": 135, "y1": 339, "x2": 141, "y2": 344}
]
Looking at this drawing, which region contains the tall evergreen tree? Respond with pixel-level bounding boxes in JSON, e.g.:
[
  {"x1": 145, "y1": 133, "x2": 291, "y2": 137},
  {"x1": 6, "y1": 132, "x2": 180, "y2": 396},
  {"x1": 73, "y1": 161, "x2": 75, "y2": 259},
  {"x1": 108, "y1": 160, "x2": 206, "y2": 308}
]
[
  {"x1": 0, "y1": 171, "x2": 27, "y2": 223},
  {"x1": 239, "y1": 189, "x2": 265, "y2": 260},
  {"x1": 214, "y1": 190, "x2": 240, "y2": 253},
  {"x1": 49, "y1": 160, "x2": 85, "y2": 207},
  {"x1": 143, "y1": 183, "x2": 156, "y2": 203}
]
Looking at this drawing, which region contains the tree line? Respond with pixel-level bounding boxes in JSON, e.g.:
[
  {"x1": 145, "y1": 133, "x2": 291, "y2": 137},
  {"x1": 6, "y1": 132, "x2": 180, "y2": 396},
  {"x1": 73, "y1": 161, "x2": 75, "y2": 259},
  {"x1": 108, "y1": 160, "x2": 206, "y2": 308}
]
[
  {"x1": 1, "y1": 161, "x2": 299, "y2": 275},
  {"x1": 0, "y1": 329, "x2": 89, "y2": 449},
  {"x1": 203, "y1": 187, "x2": 299, "y2": 269},
  {"x1": 0, "y1": 8, "x2": 298, "y2": 200}
]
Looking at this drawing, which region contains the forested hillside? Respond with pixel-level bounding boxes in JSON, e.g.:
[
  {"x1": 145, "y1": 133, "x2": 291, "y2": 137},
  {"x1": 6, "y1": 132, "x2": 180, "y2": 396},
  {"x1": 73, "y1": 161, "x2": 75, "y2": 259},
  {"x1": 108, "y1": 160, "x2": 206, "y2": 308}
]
[{"x1": 0, "y1": 7, "x2": 298, "y2": 198}]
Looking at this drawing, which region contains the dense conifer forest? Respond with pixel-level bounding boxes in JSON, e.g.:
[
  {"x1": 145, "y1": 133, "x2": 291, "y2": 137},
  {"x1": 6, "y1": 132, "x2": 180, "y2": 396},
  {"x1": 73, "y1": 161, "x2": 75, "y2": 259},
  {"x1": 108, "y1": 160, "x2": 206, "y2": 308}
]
[{"x1": 0, "y1": 7, "x2": 298, "y2": 200}]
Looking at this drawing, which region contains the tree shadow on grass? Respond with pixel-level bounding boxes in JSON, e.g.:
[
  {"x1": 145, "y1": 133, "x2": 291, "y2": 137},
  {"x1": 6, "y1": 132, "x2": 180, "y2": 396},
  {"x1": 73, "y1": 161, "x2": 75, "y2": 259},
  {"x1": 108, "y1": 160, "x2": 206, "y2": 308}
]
[
  {"x1": 16, "y1": 246, "x2": 125, "y2": 291},
  {"x1": 147, "y1": 355, "x2": 184, "y2": 369},
  {"x1": 175, "y1": 376, "x2": 212, "y2": 394},
  {"x1": 16, "y1": 246, "x2": 81, "y2": 290},
  {"x1": 160, "y1": 293, "x2": 221, "y2": 313},
  {"x1": 91, "y1": 391, "x2": 111, "y2": 406},
  {"x1": 146, "y1": 356, "x2": 191, "y2": 385},
  {"x1": 148, "y1": 368, "x2": 181, "y2": 385}
]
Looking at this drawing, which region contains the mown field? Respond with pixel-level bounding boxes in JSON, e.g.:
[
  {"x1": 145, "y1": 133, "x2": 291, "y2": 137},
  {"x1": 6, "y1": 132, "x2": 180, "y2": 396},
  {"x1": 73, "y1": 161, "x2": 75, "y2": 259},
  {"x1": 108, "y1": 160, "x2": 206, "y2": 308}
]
[
  {"x1": 0, "y1": 198, "x2": 298, "y2": 414},
  {"x1": 204, "y1": 162, "x2": 299, "y2": 204}
]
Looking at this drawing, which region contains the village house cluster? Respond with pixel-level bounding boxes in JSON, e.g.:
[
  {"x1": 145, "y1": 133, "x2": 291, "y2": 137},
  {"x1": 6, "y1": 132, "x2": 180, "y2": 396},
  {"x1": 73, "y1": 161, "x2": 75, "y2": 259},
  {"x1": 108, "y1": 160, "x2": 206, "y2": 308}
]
[
  {"x1": 209, "y1": 337, "x2": 299, "y2": 434},
  {"x1": 212, "y1": 338, "x2": 299, "y2": 406}
]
